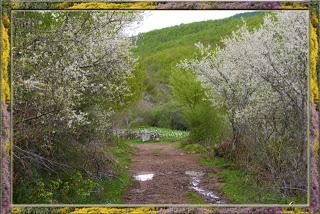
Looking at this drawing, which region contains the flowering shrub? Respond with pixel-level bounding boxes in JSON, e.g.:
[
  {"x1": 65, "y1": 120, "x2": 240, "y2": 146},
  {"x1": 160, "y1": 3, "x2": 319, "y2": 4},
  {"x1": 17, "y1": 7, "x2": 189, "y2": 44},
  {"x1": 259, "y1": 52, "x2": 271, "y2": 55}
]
[
  {"x1": 1, "y1": 19, "x2": 10, "y2": 103},
  {"x1": 12, "y1": 11, "x2": 141, "y2": 203},
  {"x1": 181, "y1": 11, "x2": 308, "y2": 197}
]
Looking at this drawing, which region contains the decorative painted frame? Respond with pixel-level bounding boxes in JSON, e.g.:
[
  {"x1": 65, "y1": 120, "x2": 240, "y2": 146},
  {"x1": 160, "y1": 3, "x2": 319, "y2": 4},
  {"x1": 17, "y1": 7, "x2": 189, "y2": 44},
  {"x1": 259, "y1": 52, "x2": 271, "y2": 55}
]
[{"x1": 1, "y1": 1, "x2": 319, "y2": 213}]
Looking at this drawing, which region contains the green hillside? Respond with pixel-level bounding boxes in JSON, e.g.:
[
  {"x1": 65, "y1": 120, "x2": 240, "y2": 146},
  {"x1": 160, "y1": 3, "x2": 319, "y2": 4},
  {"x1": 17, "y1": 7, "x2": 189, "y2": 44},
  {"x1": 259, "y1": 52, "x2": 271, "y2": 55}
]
[{"x1": 133, "y1": 12, "x2": 266, "y2": 103}]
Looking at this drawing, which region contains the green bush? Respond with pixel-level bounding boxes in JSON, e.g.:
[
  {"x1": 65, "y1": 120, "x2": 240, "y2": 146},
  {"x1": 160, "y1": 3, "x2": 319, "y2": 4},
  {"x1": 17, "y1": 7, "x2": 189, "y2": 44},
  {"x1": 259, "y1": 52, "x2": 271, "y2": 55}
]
[
  {"x1": 178, "y1": 143, "x2": 207, "y2": 154},
  {"x1": 147, "y1": 102, "x2": 189, "y2": 130},
  {"x1": 170, "y1": 68, "x2": 230, "y2": 147},
  {"x1": 186, "y1": 101, "x2": 230, "y2": 147},
  {"x1": 14, "y1": 179, "x2": 53, "y2": 204},
  {"x1": 14, "y1": 171, "x2": 102, "y2": 204}
]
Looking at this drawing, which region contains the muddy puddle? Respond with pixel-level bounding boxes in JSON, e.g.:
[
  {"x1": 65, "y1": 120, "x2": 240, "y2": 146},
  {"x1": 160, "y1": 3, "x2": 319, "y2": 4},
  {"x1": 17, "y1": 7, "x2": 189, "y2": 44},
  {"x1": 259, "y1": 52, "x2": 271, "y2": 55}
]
[
  {"x1": 134, "y1": 173, "x2": 154, "y2": 181},
  {"x1": 185, "y1": 171, "x2": 224, "y2": 203},
  {"x1": 133, "y1": 170, "x2": 224, "y2": 203}
]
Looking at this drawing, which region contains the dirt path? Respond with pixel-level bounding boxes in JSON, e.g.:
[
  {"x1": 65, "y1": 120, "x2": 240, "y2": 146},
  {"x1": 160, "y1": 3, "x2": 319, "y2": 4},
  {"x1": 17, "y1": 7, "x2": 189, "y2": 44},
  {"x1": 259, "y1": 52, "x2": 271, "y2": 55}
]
[{"x1": 123, "y1": 143, "x2": 226, "y2": 204}]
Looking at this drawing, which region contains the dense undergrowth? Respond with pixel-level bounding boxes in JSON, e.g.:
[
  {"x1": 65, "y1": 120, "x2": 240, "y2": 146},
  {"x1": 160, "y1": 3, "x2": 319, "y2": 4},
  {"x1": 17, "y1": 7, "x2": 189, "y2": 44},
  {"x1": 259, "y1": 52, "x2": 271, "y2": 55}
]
[{"x1": 14, "y1": 138, "x2": 135, "y2": 204}]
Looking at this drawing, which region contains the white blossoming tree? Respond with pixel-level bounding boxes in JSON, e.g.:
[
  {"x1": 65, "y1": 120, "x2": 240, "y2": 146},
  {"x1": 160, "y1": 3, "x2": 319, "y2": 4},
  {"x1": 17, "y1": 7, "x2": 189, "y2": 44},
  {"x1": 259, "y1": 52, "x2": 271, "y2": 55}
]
[
  {"x1": 180, "y1": 11, "x2": 308, "y2": 195},
  {"x1": 12, "y1": 11, "x2": 141, "y2": 203}
]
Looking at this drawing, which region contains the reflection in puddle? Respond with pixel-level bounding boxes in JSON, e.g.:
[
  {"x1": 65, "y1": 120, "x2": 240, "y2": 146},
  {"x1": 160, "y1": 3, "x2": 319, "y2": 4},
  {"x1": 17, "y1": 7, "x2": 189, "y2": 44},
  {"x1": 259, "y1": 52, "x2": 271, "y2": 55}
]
[
  {"x1": 134, "y1": 173, "x2": 154, "y2": 181},
  {"x1": 185, "y1": 171, "x2": 223, "y2": 203},
  {"x1": 191, "y1": 177, "x2": 220, "y2": 201},
  {"x1": 185, "y1": 171, "x2": 205, "y2": 177}
]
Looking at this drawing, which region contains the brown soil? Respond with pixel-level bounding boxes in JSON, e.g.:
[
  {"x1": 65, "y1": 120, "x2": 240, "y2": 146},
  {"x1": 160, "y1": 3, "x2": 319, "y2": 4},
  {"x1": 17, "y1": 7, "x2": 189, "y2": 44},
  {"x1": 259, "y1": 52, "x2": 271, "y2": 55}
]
[{"x1": 123, "y1": 143, "x2": 225, "y2": 204}]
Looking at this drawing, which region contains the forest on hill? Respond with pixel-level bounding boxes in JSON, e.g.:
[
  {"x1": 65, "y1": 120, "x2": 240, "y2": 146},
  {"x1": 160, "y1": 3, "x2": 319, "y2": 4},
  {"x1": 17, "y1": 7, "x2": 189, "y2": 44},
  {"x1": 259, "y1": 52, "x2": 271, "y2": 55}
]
[
  {"x1": 12, "y1": 10, "x2": 308, "y2": 205},
  {"x1": 132, "y1": 12, "x2": 265, "y2": 103},
  {"x1": 113, "y1": 12, "x2": 266, "y2": 130}
]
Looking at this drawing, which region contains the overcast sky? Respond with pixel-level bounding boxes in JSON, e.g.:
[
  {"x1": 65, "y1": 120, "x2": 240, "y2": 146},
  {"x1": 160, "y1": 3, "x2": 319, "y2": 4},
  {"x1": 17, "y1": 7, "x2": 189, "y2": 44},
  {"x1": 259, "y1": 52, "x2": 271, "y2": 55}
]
[{"x1": 124, "y1": 10, "x2": 253, "y2": 36}]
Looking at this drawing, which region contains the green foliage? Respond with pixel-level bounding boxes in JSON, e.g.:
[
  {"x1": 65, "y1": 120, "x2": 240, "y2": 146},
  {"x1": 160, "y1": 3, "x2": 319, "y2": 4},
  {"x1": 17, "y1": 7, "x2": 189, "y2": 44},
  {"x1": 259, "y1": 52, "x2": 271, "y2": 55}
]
[
  {"x1": 178, "y1": 143, "x2": 207, "y2": 154},
  {"x1": 217, "y1": 169, "x2": 259, "y2": 204},
  {"x1": 187, "y1": 102, "x2": 229, "y2": 147},
  {"x1": 198, "y1": 156, "x2": 227, "y2": 168},
  {"x1": 14, "y1": 172, "x2": 102, "y2": 204},
  {"x1": 216, "y1": 168, "x2": 302, "y2": 204},
  {"x1": 14, "y1": 139, "x2": 136, "y2": 204},
  {"x1": 133, "y1": 13, "x2": 266, "y2": 103},
  {"x1": 170, "y1": 69, "x2": 230, "y2": 147},
  {"x1": 199, "y1": 156, "x2": 270, "y2": 203},
  {"x1": 125, "y1": 63, "x2": 148, "y2": 103},
  {"x1": 146, "y1": 102, "x2": 188, "y2": 130},
  {"x1": 198, "y1": 155, "x2": 306, "y2": 204},
  {"x1": 102, "y1": 139, "x2": 135, "y2": 203},
  {"x1": 185, "y1": 192, "x2": 207, "y2": 204},
  {"x1": 14, "y1": 180, "x2": 52, "y2": 204},
  {"x1": 170, "y1": 69, "x2": 205, "y2": 111}
]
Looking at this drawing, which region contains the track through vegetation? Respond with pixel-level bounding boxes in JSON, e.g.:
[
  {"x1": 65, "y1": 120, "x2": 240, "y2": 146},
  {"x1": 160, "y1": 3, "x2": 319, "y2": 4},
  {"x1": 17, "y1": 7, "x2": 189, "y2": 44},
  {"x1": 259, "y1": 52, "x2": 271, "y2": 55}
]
[
  {"x1": 124, "y1": 142, "x2": 225, "y2": 204},
  {"x1": 12, "y1": 10, "x2": 308, "y2": 206}
]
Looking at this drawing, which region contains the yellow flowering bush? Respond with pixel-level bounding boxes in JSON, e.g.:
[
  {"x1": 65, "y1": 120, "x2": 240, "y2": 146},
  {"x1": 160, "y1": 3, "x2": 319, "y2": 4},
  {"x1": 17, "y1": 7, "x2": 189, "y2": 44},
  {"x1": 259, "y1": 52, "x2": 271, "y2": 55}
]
[
  {"x1": 282, "y1": 208, "x2": 309, "y2": 214},
  {"x1": 281, "y1": 2, "x2": 308, "y2": 9},
  {"x1": 11, "y1": 208, "x2": 21, "y2": 214},
  {"x1": 1, "y1": 17, "x2": 10, "y2": 103},
  {"x1": 59, "y1": 2, "x2": 156, "y2": 10},
  {"x1": 310, "y1": 18, "x2": 319, "y2": 103},
  {"x1": 70, "y1": 208, "x2": 157, "y2": 214}
]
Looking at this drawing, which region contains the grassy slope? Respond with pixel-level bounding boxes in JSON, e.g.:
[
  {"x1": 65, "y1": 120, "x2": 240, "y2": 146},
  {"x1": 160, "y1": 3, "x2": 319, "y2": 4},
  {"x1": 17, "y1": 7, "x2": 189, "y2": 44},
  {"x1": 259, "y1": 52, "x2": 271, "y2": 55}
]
[{"x1": 133, "y1": 12, "x2": 266, "y2": 103}]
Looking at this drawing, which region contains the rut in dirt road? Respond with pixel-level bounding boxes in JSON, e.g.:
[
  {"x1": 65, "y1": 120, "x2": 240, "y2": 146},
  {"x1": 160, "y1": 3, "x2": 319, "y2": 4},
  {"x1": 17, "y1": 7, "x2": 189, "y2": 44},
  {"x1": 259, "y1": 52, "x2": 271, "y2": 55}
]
[{"x1": 123, "y1": 143, "x2": 226, "y2": 204}]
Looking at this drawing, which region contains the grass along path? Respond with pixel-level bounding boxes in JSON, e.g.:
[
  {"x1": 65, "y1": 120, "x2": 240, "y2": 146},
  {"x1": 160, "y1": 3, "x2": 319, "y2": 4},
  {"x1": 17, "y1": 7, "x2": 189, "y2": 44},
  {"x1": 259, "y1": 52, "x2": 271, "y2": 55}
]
[
  {"x1": 178, "y1": 143, "x2": 307, "y2": 204},
  {"x1": 102, "y1": 140, "x2": 136, "y2": 203}
]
